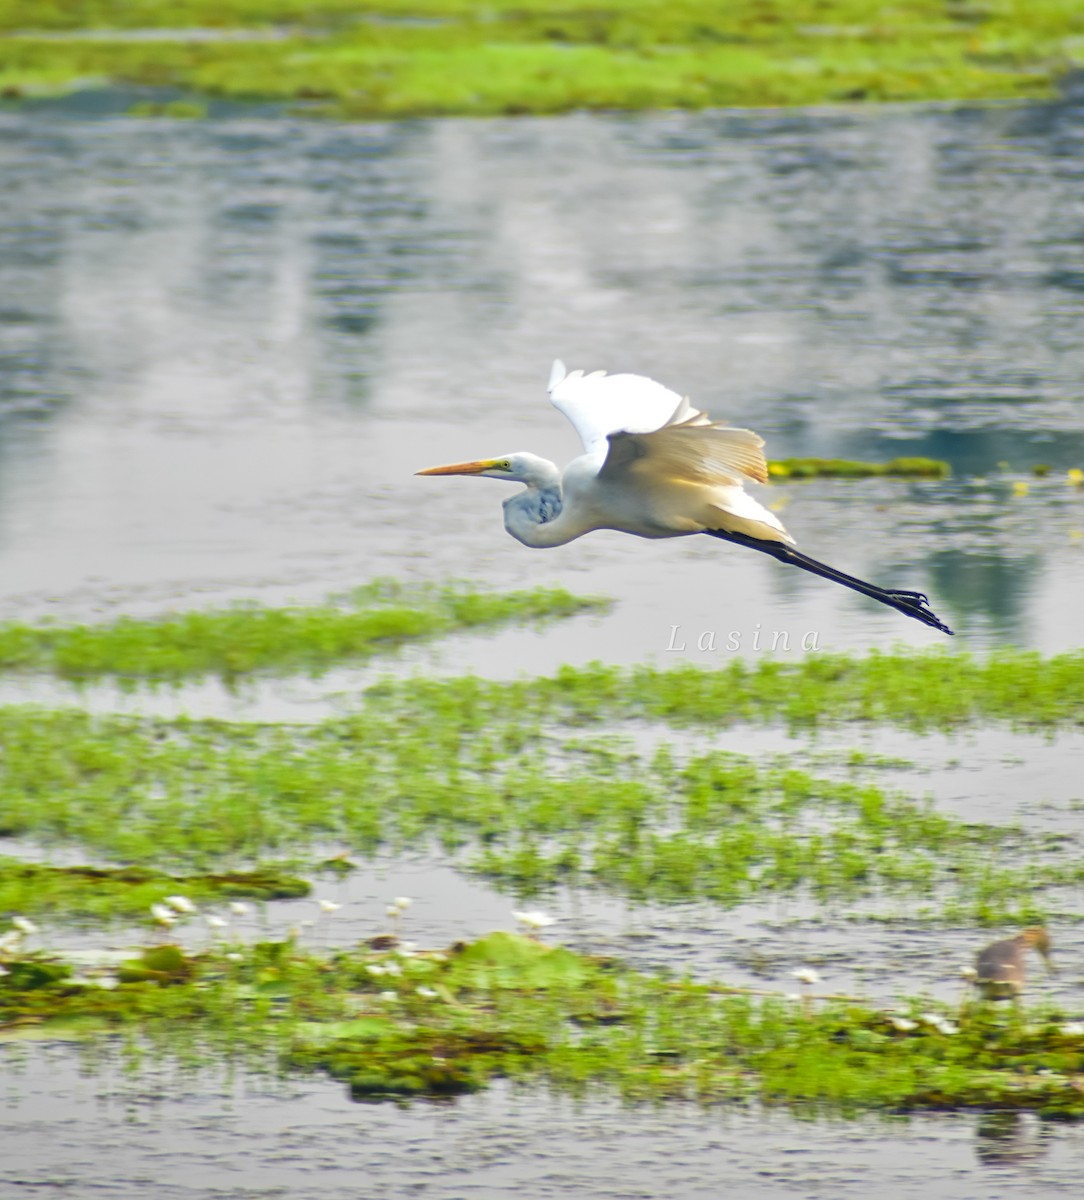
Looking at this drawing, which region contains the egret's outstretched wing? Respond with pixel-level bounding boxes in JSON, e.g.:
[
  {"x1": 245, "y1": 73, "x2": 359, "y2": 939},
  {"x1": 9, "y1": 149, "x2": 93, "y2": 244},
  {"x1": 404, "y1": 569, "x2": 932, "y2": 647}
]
[
  {"x1": 548, "y1": 359, "x2": 706, "y2": 456},
  {"x1": 599, "y1": 415, "x2": 769, "y2": 487}
]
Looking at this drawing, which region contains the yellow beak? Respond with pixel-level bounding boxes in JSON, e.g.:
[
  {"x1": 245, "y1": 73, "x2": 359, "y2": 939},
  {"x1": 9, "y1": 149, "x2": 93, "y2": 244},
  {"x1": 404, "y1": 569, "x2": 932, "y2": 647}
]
[{"x1": 415, "y1": 460, "x2": 495, "y2": 476}]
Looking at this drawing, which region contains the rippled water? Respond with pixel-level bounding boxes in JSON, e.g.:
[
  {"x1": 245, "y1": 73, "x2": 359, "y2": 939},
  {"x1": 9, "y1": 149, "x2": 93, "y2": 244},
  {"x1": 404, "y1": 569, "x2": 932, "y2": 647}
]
[
  {"x1": 4, "y1": 94, "x2": 1084, "y2": 1194},
  {"x1": 3, "y1": 96, "x2": 1084, "y2": 649},
  {"x1": 3, "y1": 1060, "x2": 1084, "y2": 1200}
]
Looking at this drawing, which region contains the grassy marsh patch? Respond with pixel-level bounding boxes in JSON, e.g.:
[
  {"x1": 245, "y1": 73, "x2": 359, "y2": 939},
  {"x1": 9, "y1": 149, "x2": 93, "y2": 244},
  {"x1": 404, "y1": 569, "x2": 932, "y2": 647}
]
[
  {"x1": 767, "y1": 456, "x2": 951, "y2": 480},
  {"x1": 0, "y1": 1, "x2": 1082, "y2": 115},
  {"x1": 0, "y1": 677, "x2": 1070, "y2": 923},
  {"x1": 0, "y1": 860, "x2": 309, "y2": 924},
  {"x1": 371, "y1": 647, "x2": 1084, "y2": 734},
  {"x1": 3, "y1": 932, "x2": 1083, "y2": 1115},
  {"x1": 0, "y1": 581, "x2": 606, "y2": 684}
]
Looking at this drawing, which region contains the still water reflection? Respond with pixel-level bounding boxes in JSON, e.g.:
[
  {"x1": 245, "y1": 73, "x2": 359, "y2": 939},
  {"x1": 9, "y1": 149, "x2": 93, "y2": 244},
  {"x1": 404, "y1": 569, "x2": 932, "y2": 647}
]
[{"x1": 2, "y1": 99, "x2": 1084, "y2": 649}]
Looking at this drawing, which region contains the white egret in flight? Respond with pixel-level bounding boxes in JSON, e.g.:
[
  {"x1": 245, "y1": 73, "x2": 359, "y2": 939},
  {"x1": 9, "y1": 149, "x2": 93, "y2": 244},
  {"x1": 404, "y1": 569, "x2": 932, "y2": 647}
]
[{"x1": 418, "y1": 361, "x2": 952, "y2": 635}]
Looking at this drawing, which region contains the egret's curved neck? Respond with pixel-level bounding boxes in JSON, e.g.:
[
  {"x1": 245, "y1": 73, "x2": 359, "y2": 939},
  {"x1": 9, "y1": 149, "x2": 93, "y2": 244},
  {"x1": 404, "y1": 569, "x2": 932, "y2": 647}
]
[{"x1": 501, "y1": 461, "x2": 582, "y2": 548}]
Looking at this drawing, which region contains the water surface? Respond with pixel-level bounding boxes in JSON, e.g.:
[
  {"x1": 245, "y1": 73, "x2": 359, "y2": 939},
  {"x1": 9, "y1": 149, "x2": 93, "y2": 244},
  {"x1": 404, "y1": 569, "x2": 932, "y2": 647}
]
[{"x1": 3, "y1": 98, "x2": 1084, "y2": 650}]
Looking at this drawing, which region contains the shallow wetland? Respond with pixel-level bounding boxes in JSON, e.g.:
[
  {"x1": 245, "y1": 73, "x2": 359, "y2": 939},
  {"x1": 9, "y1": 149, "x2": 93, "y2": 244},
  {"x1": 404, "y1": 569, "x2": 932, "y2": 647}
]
[{"x1": 3, "y1": 78, "x2": 1084, "y2": 1196}]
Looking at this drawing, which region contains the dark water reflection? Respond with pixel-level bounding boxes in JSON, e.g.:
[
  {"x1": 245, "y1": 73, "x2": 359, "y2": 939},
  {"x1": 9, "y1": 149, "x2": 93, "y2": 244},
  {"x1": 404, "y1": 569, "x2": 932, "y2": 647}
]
[{"x1": 2, "y1": 99, "x2": 1084, "y2": 649}]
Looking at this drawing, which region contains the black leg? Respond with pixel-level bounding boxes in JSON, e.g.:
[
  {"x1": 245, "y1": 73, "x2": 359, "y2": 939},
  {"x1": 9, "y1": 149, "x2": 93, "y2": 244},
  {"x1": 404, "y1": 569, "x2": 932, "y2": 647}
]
[{"x1": 704, "y1": 530, "x2": 953, "y2": 635}]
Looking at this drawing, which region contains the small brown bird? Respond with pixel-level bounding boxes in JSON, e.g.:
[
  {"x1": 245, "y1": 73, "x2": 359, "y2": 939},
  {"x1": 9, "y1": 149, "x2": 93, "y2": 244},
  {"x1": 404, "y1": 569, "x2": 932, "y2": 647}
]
[{"x1": 975, "y1": 927, "x2": 1055, "y2": 1000}]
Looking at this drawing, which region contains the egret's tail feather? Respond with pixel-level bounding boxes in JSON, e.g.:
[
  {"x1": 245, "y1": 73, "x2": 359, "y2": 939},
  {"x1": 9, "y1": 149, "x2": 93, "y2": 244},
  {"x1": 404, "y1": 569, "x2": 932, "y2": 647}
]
[{"x1": 704, "y1": 530, "x2": 953, "y2": 635}]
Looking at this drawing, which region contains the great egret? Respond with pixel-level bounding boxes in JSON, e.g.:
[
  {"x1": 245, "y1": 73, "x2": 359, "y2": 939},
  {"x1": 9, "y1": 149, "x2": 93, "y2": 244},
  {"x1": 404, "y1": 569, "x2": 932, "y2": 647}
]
[{"x1": 418, "y1": 361, "x2": 952, "y2": 634}]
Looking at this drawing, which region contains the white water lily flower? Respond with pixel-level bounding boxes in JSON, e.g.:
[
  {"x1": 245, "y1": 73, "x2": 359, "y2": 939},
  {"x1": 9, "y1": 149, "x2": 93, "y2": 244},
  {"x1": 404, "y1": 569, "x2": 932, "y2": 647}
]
[
  {"x1": 959, "y1": 966, "x2": 978, "y2": 981},
  {"x1": 793, "y1": 968, "x2": 820, "y2": 986},
  {"x1": 150, "y1": 904, "x2": 177, "y2": 926},
  {"x1": 784, "y1": 992, "x2": 802, "y2": 1002},
  {"x1": 95, "y1": 976, "x2": 119, "y2": 990},
  {"x1": 205, "y1": 915, "x2": 228, "y2": 930},
  {"x1": 318, "y1": 900, "x2": 341, "y2": 914},
  {"x1": 383, "y1": 961, "x2": 402, "y2": 977},
  {"x1": 513, "y1": 910, "x2": 556, "y2": 931},
  {"x1": 386, "y1": 905, "x2": 401, "y2": 919},
  {"x1": 393, "y1": 897, "x2": 413, "y2": 910},
  {"x1": 936, "y1": 1020, "x2": 959, "y2": 1035},
  {"x1": 226, "y1": 952, "x2": 244, "y2": 963},
  {"x1": 11, "y1": 916, "x2": 38, "y2": 935},
  {"x1": 1061, "y1": 1022, "x2": 1084, "y2": 1036},
  {"x1": 890, "y1": 1017, "x2": 918, "y2": 1032},
  {"x1": 379, "y1": 991, "x2": 398, "y2": 1002},
  {"x1": 228, "y1": 902, "x2": 251, "y2": 917},
  {"x1": 416, "y1": 986, "x2": 438, "y2": 999},
  {"x1": 165, "y1": 895, "x2": 196, "y2": 915},
  {"x1": 0, "y1": 931, "x2": 23, "y2": 955},
  {"x1": 366, "y1": 964, "x2": 386, "y2": 977}
]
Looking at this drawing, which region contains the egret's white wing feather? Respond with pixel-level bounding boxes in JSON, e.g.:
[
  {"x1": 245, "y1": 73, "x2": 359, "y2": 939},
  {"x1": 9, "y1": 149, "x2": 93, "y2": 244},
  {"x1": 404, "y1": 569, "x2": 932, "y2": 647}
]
[
  {"x1": 600, "y1": 417, "x2": 769, "y2": 487},
  {"x1": 548, "y1": 360, "x2": 703, "y2": 456}
]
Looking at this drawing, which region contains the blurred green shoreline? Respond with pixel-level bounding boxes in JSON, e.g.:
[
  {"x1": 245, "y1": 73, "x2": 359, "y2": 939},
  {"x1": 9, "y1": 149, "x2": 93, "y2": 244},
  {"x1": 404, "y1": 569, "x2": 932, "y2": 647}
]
[{"x1": 2, "y1": 1, "x2": 1082, "y2": 118}]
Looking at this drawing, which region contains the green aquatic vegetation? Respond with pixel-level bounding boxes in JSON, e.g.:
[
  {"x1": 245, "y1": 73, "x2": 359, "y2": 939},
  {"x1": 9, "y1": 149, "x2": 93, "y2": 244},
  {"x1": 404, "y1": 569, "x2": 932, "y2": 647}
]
[
  {"x1": 487, "y1": 647, "x2": 1084, "y2": 732},
  {"x1": 0, "y1": 859, "x2": 309, "y2": 923},
  {"x1": 767, "y1": 457, "x2": 951, "y2": 480},
  {"x1": 4, "y1": 933, "x2": 1084, "y2": 1115},
  {"x1": 0, "y1": 1, "x2": 1082, "y2": 115},
  {"x1": 3, "y1": 640, "x2": 1083, "y2": 920},
  {"x1": 0, "y1": 581, "x2": 606, "y2": 683},
  {"x1": 126, "y1": 98, "x2": 206, "y2": 117},
  {"x1": 343, "y1": 647, "x2": 1084, "y2": 740},
  {"x1": 0, "y1": 700, "x2": 1061, "y2": 922}
]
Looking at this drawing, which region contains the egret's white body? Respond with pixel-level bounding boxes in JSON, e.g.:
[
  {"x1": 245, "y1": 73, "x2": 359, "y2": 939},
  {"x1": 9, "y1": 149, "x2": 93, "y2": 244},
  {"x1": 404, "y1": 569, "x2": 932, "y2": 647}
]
[{"x1": 418, "y1": 361, "x2": 952, "y2": 634}]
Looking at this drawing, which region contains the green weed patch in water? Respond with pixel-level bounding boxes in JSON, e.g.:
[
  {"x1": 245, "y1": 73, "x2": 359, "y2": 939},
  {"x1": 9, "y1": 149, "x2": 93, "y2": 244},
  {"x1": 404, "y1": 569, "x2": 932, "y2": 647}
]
[
  {"x1": 0, "y1": 2, "x2": 1082, "y2": 115},
  {"x1": 502, "y1": 648, "x2": 1084, "y2": 732},
  {"x1": 4, "y1": 932, "x2": 1084, "y2": 1115},
  {"x1": 0, "y1": 859, "x2": 309, "y2": 924},
  {"x1": 3, "y1": 643, "x2": 1083, "y2": 924},
  {"x1": 0, "y1": 581, "x2": 606, "y2": 683},
  {"x1": 0, "y1": 691, "x2": 1066, "y2": 923},
  {"x1": 767, "y1": 457, "x2": 951, "y2": 480}
]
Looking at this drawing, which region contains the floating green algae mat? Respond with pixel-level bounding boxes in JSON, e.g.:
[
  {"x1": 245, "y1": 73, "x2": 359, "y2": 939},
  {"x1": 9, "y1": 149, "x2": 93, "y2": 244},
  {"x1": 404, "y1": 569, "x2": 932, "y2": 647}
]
[
  {"x1": 767, "y1": 457, "x2": 951, "y2": 480},
  {"x1": 0, "y1": 581, "x2": 606, "y2": 683},
  {"x1": 3, "y1": 932, "x2": 1083, "y2": 1115},
  {"x1": 1, "y1": 1, "x2": 1082, "y2": 115},
  {"x1": 0, "y1": 860, "x2": 309, "y2": 924}
]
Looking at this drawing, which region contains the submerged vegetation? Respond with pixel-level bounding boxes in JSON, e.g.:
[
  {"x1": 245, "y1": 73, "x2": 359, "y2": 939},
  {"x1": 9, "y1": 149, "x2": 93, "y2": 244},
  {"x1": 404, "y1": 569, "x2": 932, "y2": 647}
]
[
  {"x1": 0, "y1": 581, "x2": 606, "y2": 683},
  {"x1": 3, "y1": 932, "x2": 1084, "y2": 1115},
  {"x1": 0, "y1": 1, "x2": 1082, "y2": 116}
]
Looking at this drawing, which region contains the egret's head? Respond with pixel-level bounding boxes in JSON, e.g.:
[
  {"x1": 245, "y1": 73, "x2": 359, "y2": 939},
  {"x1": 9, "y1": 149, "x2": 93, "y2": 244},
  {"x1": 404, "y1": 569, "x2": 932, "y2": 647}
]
[{"x1": 416, "y1": 452, "x2": 557, "y2": 487}]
